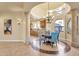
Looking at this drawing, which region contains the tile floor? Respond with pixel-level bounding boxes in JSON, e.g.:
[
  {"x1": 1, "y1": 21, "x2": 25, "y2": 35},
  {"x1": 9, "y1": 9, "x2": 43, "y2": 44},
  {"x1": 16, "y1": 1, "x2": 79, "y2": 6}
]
[{"x1": 0, "y1": 37, "x2": 78, "y2": 56}]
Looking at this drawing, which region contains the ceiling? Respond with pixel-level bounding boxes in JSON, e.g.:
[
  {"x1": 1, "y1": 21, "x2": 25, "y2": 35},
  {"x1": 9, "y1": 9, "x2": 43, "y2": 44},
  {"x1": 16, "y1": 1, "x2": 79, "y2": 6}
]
[
  {"x1": 30, "y1": 2, "x2": 79, "y2": 21},
  {"x1": 0, "y1": 2, "x2": 78, "y2": 12},
  {"x1": 67, "y1": 2, "x2": 79, "y2": 9},
  {"x1": 30, "y1": 2, "x2": 71, "y2": 20},
  {"x1": 0, "y1": 2, "x2": 78, "y2": 20},
  {"x1": 0, "y1": 2, "x2": 42, "y2": 12}
]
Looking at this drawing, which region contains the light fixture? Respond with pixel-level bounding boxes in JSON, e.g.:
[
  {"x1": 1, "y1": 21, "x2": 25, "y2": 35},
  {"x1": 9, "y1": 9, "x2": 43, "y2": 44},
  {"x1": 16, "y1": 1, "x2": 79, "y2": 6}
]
[
  {"x1": 46, "y1": 2, "x2": 55, "y2": 23},
  {"x1": 46, "y1": 2, "x2": 52, "y2": 23},
  {"x1": 17, "y1": 18, "x2": 22, "y2": 25}
]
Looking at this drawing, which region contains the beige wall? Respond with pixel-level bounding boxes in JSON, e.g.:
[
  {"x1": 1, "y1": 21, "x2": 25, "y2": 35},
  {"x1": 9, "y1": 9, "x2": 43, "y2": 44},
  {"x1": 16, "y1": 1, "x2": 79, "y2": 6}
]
[{"x1": 0, "y1": 11, "x2": 26, "y2": 42}]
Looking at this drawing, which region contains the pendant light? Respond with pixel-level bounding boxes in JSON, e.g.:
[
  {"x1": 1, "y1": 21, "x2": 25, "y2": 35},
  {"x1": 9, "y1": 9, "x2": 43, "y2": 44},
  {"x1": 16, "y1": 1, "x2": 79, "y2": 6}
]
[{"x1": 47, "y1": 2, "x2": 52, "y2": 23}]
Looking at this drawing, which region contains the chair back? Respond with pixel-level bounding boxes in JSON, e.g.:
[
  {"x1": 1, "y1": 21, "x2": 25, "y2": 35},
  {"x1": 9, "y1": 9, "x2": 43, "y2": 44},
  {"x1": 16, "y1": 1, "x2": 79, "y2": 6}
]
[
  {"x1": 45, "y1": 30, "x2": 50, "y2": 36},
  {"x1": 51, "y1": 32, "x2": 59, "y2": 43}
]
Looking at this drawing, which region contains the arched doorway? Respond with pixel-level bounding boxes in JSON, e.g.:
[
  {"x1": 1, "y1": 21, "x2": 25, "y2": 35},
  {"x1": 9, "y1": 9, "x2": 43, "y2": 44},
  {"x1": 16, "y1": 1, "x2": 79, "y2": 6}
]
[{"x1": 29, "y1": 2, "x2": 71, "y2": 54}]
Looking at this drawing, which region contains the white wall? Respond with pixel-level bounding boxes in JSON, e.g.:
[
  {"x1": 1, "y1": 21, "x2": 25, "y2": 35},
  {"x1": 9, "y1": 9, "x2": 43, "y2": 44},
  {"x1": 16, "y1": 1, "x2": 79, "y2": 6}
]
[{"x1": 0, "y1": 11, "x2": 26, "y2": 42}]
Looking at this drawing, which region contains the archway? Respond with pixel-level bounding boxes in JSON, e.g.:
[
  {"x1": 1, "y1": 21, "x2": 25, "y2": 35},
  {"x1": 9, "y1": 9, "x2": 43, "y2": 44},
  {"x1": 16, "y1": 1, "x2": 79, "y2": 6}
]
[{"x1": 29, "y1": 2, "x2": 71, "y2": 54}]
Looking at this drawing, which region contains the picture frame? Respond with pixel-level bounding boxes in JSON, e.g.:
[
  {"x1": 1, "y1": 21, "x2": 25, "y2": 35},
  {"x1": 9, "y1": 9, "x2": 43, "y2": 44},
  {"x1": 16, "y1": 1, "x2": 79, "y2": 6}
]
[
  {"x1": 4, "y1": 19, "x2": 12, "y2": 35},
  {"x1": 67, "y1": 15, "x2": 72, "y2": 34}
]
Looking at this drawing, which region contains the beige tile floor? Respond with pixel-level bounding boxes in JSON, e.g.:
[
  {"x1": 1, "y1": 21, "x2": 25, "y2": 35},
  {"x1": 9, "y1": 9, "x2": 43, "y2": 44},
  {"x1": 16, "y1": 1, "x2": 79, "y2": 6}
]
[
  {"x1": 0, "y1": 36, "x2": 78, "y2": 56},
  {"x1": 30, "y1": 36, "x2": 79, "y2": 56}
]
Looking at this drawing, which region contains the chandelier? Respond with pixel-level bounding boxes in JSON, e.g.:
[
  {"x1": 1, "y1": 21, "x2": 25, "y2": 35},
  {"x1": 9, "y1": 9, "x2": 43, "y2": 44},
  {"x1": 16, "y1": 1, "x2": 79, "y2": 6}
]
[{"x1": 46, "y1": 2, "x2": 55, "y2": 23}]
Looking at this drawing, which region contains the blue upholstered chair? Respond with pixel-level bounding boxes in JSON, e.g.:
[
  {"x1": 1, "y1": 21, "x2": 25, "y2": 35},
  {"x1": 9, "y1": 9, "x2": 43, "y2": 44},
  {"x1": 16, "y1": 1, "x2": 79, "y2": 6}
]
[{"x1": 51, "y1": 32, "x2": 59, "y2": 46}]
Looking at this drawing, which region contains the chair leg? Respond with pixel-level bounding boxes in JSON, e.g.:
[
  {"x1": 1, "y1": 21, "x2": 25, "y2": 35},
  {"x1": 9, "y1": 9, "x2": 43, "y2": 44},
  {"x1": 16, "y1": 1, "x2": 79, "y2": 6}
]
[
  {"x1": 51, "y1": 42, "x2": 53, "y2": 47},
  {"x1": 39, "y1": 41, "x2": 41, "y2": 46},
  {"x1": 57, "y1": 40, "x2": 59, "y2": 45},
  {"x1": 39, "y1": 39, "x2": 41, "y2": 46},
  {"x1": 56, "y1": 42, "x2": 57, "y2": 46},
  {"x1": 44, "y1": 40, "x2": 45, "y2": 43}
]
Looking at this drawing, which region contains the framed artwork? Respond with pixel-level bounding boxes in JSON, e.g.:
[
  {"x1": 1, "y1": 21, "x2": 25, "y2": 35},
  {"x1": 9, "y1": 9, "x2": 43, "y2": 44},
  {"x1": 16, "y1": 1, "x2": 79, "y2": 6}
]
[
  {"x1": 4, "y1": 19, "x2": 12, "y2": 35},
  {"x1": 67, "y1": 16, "x2": 72, "y2": 33}
]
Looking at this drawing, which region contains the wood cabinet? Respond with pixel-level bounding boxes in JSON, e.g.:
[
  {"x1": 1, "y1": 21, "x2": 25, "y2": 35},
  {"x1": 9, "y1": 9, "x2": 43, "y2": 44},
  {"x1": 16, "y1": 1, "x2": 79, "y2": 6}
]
[
  {"x1": 40, "y1": 18, "x2": 46, "y2": 28},
  {"x1": 30, "y1": 29, "x2": 38, "y2": 37}
]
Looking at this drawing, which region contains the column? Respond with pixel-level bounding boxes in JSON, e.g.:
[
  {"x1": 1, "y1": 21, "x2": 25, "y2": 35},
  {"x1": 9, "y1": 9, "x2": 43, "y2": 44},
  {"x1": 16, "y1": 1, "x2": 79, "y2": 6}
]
[
  {"x1": 71, "y1": 9, "x2": 79, "y2": 47},
  {"x1": 24, "y1": 12, "x2": 30, "y2": 44},
  {"x1": 63, "y1": 15, "x2": 67, "y2": 40},
  {"x1": 60, "y1": 15, "x2": 66, "y2": 40}
]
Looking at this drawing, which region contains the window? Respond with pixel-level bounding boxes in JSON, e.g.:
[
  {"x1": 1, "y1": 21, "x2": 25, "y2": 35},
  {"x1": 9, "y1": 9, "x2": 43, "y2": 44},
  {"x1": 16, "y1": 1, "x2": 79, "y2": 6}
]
[{"x1": 55, "y1": 20, "x2": 64, "y2": 32}]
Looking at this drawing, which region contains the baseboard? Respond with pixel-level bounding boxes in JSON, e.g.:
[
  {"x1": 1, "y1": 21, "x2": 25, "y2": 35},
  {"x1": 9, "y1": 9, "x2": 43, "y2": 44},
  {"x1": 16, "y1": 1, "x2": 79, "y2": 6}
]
[
  {"x1": 0, "y1": 40, "x2": 25, "y2": 43},
  {"x1": 60, "y1": 38, "x2": 72, "y2": 43}
]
